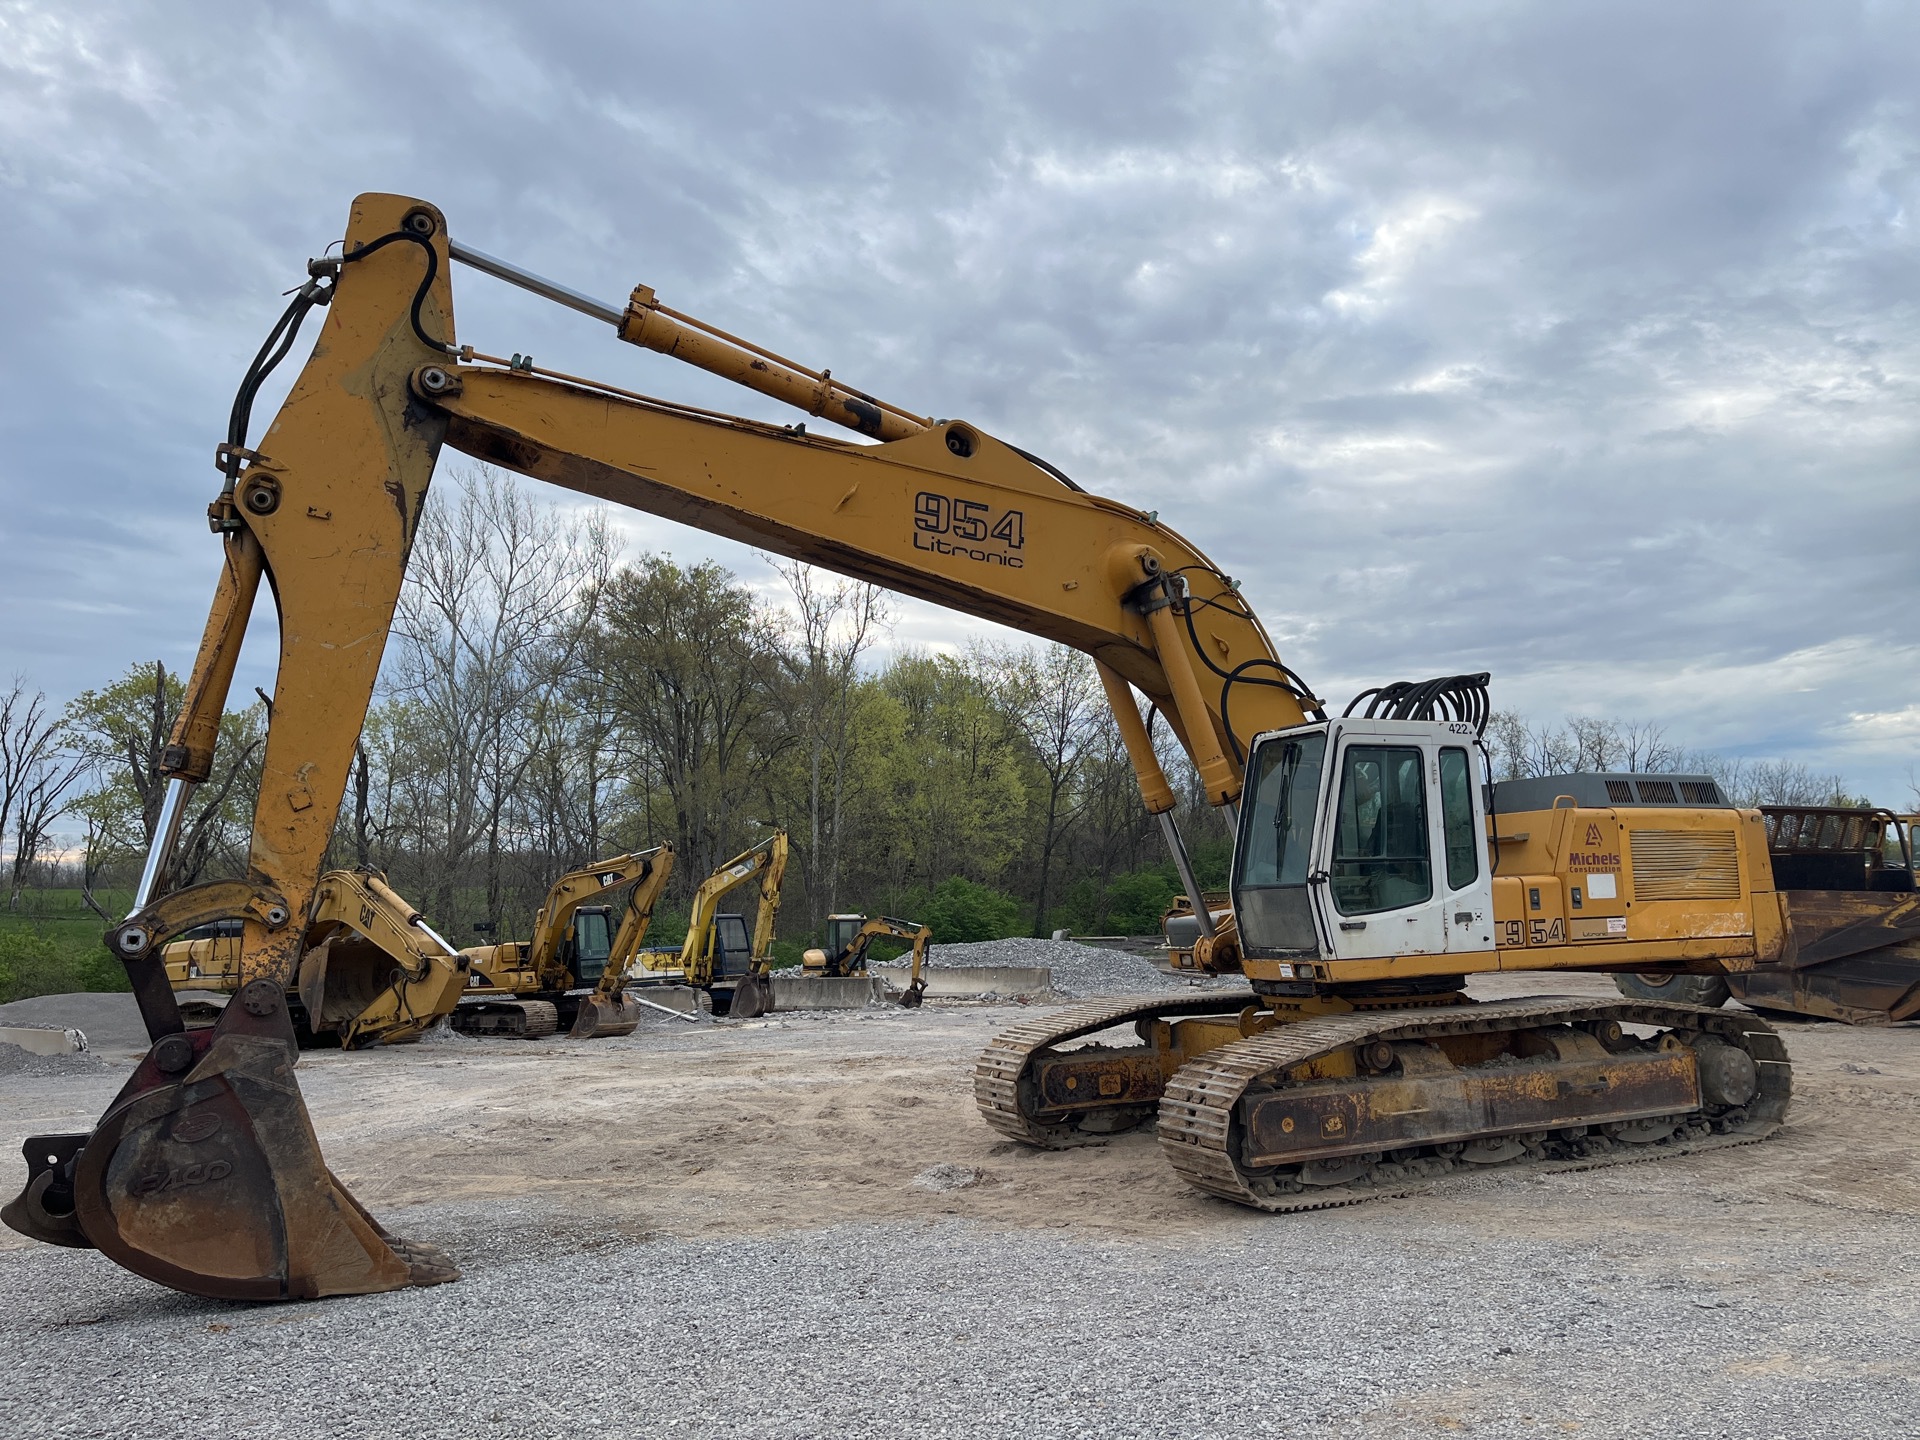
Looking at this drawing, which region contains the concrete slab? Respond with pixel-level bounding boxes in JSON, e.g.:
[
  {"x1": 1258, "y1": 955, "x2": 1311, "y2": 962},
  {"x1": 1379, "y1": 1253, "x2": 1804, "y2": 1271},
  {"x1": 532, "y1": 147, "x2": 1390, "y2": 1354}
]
[
  {"x1": 0, "y1": 992, "x2": 151, "y2": 1053},
  {"x1": 0, "y1": 1024, "x2": 88, "y2": 1055},
  {"x1": 870, "y1": 964, "x2": 1053, "y2": 999},
  {"x1": 771, "y1": 975, "x2": 885, "y2": 1011}
]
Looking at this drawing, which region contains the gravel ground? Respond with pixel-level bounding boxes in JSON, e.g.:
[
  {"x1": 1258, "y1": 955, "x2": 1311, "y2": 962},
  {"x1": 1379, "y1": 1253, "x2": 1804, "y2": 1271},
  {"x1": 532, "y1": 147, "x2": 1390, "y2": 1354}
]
[
  {"x1": 5, "y1": 983, "x2": 1920, "y2": 1437},
  {"x1": 0, "y1": 1042, "x2": 112, "y2": 1079},
  {"x1": 5, "y1": 1202, "x2": 1913, "y2": 1440},
  {"x1": 926, "y1": 936, "x2": 1235, "y2": 998}
]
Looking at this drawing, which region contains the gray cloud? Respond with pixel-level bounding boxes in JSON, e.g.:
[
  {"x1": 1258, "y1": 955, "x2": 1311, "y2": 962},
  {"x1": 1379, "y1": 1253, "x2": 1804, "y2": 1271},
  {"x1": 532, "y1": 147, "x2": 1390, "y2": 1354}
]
[{"x1": 2, "y1": 0, "x2": 1917, "y2": 796}]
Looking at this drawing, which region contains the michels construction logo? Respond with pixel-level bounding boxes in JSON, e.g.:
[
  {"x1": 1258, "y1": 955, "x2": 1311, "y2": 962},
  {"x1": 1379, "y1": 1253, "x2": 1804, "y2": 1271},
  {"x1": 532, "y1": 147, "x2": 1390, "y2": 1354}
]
[{"x1": 1568, "y1": 822, "x2": 1620, "y2": 873}]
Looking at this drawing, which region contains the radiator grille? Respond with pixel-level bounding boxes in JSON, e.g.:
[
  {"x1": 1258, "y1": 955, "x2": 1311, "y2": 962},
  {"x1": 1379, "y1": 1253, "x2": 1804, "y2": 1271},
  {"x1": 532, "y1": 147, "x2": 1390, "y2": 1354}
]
[
  {"x1": 1630, "y1": 829, "x2": 1741, "y2": 901},
  {"x1": 1635, "y1": 779, "x2": 1678, "y2": 804},
  {"x1": 1605, "y1": 780, "x2": 1636, "y2": 804}
]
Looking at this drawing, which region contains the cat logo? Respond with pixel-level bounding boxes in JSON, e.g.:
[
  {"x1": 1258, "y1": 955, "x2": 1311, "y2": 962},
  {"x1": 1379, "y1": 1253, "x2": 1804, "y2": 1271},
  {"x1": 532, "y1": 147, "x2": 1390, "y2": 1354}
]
[{"x1": 1585, "y1": 823, "x2": 1603, "y2": 844}]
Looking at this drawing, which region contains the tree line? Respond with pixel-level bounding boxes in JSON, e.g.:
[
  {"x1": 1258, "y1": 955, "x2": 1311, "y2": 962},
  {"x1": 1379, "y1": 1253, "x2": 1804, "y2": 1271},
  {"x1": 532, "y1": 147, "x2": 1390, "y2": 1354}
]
[{"x1": 1, "y1": 468, "x2": 1894, "y2": 954}]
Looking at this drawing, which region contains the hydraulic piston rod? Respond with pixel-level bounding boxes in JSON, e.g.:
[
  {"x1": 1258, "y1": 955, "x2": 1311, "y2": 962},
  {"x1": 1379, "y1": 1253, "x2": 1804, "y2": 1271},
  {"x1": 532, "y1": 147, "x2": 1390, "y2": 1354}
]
[{"x1": 449, "y1": 237, "x2": 930, "y2": 440}]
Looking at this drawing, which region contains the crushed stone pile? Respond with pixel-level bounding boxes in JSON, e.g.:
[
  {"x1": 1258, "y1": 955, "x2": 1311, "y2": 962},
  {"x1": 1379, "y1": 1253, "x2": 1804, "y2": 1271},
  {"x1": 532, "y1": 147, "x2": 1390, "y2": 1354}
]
[
  {"x1": 0, "y1": 1041, "x2": 115, "y2": 1078},
  {"x1": 916, "y1": 936, "x2": 1240, "y2": 999}
]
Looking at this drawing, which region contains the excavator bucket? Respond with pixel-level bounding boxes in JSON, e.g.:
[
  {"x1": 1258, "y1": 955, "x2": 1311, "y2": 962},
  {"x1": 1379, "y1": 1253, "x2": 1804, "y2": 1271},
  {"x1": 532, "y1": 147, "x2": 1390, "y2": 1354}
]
[
  {"x1": 729, "y1": 976, "x2": 774, "y2": 1018},
  {"x1": 3, "y1": 981, "x2": 457, "y2": 1300},
  {"x1": 568, "y1": 993, "x2": 642, "y2": 1039}
]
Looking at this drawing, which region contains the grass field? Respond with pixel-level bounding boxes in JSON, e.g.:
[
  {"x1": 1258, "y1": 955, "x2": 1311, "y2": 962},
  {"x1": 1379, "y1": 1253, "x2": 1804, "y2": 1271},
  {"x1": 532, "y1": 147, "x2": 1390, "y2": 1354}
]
[{"x1": 0, "y1": 890, "x2": 131, "y2": 1004}]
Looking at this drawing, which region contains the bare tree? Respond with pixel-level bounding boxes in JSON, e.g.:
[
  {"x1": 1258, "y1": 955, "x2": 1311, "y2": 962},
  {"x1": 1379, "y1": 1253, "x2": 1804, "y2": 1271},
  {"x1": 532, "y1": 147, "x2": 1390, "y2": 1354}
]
[
  {"x1": 0, "y1": 680, "x2": 63, "y2": 869},
  {"x1": 10, "y1": 744, "x2": 85, "y2": 909},
  {"x1": 1000, "y1": 644, "x2": 1104, "y2": 935},
  {"x1": 385, "y1": 467, "x2": 616, "y2": 931},
  {"x1": 775, "y1": 559, "x2": 889, "y2": 931}
]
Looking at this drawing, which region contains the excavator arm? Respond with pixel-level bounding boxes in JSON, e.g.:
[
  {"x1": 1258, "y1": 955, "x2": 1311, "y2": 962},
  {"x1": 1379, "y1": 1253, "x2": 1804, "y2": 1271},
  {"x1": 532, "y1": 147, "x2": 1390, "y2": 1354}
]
[
  {"x1": 522, "y1": 849, "x2": 674, "y2": 990},
  {"x1": 642, "y1": 833, "x2": 789, "y2": 998},
  {"x1": 5, "y1": 191, "x2": 1316, "y2": 1301},
  {"x1": 297, "y1": 870, "x2": 469, "y2": 1049},
  {"x1": 161, "y1": 868, "x2": 470, "y2": 1049},
  {"x1": 848, "y1": 917, "x2": 934, "y2": 1008},
  {"x1": 569, "y1": 844, "x2": 675, "y2": 1038}
]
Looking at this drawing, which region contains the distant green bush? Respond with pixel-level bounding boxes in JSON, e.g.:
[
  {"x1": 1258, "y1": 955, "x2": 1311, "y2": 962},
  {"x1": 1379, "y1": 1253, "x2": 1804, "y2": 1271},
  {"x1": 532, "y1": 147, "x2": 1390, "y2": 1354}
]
[
  {"x1": 908, "y1": 877, "x2": 1024, "y2": 944},
  {"x1": 0, "y1": 920, "x2": 126, "y2": 1004}
]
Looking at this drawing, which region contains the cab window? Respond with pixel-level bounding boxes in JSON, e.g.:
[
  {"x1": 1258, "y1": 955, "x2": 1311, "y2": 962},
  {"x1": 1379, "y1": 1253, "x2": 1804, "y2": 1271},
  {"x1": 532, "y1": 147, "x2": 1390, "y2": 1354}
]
[
  {"x1": 1439, "y1": 747, "x2": 1478, "y2": 890},
  {"x1": 1331, "y1": 746, "x2": 1432, "y2": 916},
  {"x1": 1240, "y1": 732, "x2": 1327, "y2": 886},
  {"x1": 1231, "y1": 730, "x2": 1328, "y2": 955},
  {"x1": 574, "y1": 910, "x2": 612, "y2": 965}
]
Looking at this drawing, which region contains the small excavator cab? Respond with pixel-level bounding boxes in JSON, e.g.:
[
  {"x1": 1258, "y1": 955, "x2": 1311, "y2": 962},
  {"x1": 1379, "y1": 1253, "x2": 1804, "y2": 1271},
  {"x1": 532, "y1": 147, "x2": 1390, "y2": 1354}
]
[
  {"x1": 711, "y1": 914, "x2": 754, "y2": 979},
  {"x1": 822, "y1": 914, "x2": 863, "y2": 960}
]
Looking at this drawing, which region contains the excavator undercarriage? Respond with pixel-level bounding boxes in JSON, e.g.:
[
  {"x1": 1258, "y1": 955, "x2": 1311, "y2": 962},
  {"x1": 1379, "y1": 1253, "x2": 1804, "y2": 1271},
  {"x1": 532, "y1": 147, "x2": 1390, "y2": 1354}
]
[{"x1": 976, "y1": 990, "x2": 1787, "y2": 1212}]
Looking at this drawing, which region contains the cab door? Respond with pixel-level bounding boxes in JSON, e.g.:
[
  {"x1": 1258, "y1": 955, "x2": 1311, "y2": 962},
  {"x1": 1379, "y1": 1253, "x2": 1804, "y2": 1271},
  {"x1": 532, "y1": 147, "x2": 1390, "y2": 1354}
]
[{"x1": 1314, "y1": 723, "x2": 1493, "y2": 962}]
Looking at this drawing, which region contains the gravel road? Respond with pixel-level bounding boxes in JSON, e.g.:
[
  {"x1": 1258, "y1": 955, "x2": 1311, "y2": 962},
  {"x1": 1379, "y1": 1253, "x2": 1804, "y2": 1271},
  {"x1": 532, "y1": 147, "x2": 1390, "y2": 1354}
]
[{"x1": 4, "y1": 978, "x2": 1918, "y2": 1438}]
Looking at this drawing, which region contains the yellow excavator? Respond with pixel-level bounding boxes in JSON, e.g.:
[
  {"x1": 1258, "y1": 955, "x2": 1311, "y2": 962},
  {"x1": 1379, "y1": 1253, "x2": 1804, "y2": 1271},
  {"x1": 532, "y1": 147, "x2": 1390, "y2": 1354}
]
[
  {"x1": 626, "y1": 832, "x2": 787, "y2": 1018},
  {"x1": 161, "y1": 868, "x2": 470, "y2": 1049},
  {"x1": 12, "y1": 190, "x2": 1916, "y2": 1301},
  {"x1": 454, "y1": 846, "x2": 674, "y2": 1039},
  {"x1": 805, "y1": 914, "x2": 932, "y2": 1007}
]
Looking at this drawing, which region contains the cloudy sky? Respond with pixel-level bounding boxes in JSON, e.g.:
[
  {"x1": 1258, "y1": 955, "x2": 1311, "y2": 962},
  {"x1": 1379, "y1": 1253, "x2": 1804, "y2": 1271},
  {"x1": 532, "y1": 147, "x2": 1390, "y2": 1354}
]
[{"x1": 3, "y1": 1, "x2": 1917, "y2": 800}]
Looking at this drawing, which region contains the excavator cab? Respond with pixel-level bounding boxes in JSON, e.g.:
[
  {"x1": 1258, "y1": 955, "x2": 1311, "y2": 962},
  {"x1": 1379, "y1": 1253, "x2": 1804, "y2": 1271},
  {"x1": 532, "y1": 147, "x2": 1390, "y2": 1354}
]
[
  {"x1": 561, "y1": 906, "x2": 616, "y2": 985},
  {"x1": 710, "y1": 914, "x2": 754, "y2": 979},
  {"x1": 1232, "y1": 718, "x2": 1495, "y2": 972},
  {"x1": 822, "y1": 915, "x2": 863, "y2": 959}
]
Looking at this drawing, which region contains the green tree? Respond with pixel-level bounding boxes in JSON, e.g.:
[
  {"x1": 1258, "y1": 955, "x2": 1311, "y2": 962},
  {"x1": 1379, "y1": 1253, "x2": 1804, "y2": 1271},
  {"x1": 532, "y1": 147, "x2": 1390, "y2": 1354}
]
[{"x1": 63, "y1": 662, "x2": 264, "y2": 911}]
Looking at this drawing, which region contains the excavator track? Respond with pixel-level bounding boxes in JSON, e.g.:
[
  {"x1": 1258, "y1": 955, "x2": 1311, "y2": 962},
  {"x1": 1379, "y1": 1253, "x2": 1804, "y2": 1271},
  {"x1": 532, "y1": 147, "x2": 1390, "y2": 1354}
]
[
  {"x1": 449, "y1": 998, "x2": 560, "y2": 1039},
  {"x1": 974, "y1": 991, "x2": 1258, "y2": 1146},
  {"x1": 1157, "y1": 996, "x2": 1790, "y2": 1213}
]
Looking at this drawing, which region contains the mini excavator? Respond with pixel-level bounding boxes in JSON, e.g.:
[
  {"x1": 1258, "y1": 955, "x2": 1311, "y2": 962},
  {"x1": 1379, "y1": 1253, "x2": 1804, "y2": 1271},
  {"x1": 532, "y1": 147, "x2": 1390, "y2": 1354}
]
[
  {"x1": 11, "y1": 191, "x2": 1917, "y2": 1301},
  {"x1": 805, "y1": 914, "x2": 933, "y2": 1007},
  {"x1": 454, "y1": 845, "x2": 674, "y2": 1039},
  {"x1": 625, "y1": 832, "x2": 787, "y2": 1018}
]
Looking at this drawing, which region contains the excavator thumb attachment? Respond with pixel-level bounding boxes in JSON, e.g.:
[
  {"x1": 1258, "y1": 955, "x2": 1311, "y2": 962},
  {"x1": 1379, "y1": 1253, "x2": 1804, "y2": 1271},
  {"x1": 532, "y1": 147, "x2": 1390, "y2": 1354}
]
[
  {"x1": 569, "y1": 993, "x2": 642, "y2": 1040},
  {"x1": 3, "y1": 982, "x2": 457, "y2": 1300}
]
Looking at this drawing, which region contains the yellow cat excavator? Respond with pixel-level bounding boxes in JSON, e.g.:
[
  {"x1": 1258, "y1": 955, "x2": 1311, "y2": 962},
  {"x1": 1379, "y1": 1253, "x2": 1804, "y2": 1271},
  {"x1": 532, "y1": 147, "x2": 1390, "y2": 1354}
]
[
  {"x1": 162, "y1": 868, "x2": 469, "y2": 1048},
  {"x1": 454, "y1": 846, "x2": 673, "y2": 1039},
  {"x1": 625, "y1": 832, "x2": 788, "y2": 1018},
  {"x1": 12, "y1": 191, "x2": 1915, "y2": 1302}
]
